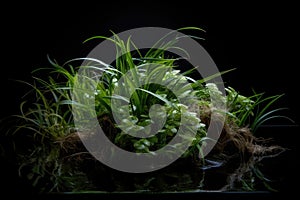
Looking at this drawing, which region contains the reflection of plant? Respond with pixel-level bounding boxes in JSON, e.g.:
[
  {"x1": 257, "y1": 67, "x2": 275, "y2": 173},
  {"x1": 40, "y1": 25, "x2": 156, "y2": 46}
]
[{"x1": 1, "y1": 28, "x2": 292, "y2": 193}]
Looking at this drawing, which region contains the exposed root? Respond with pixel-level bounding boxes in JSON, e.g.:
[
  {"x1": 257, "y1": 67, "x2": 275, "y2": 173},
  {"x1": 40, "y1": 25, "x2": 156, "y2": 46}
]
[{"x1": 51, "y1": 106, "x2": 286, "y2": 191}]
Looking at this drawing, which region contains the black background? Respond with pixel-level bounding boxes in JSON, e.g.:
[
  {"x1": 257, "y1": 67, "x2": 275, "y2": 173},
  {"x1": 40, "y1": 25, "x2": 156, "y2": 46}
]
[{"x1": 1, "y1": 0, "x2": 299, "y2": 196}]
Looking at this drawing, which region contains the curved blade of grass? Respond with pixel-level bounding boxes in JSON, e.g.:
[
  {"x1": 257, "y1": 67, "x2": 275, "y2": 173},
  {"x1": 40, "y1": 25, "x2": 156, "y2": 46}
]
[
  {"x1": 83, "y1": 35, "x2": 121, "y2": 46},
  {"x1": 194, "y1": 68, "x2": 236, "y2": 85},
  {"x1": 177, "y1": 27, "x2": 206, "y2": 32},
  {"x1": 145, "y1": 27, "x2": 205, "y2": 58},
  {"x1": 104, "y1": 95, "x2": 130, "y2": 103},
  {"x1": 15, "y1": 80, "x2": 50, "y2": 111},
  {"x1": 251, "y1": 107, "x2": 294, "y2": 133},
  {"x1": 136, "y1": 88, "x2": 172, "y2": 106},
  {"x1": 254, "y1": 94, "x2": 284, "y2": 122}
]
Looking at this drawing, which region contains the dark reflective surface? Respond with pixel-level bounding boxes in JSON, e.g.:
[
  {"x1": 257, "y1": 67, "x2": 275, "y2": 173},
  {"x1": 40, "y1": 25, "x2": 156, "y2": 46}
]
[{"x1": 2, "y1": 126, "x2": 297, "y2": 196}]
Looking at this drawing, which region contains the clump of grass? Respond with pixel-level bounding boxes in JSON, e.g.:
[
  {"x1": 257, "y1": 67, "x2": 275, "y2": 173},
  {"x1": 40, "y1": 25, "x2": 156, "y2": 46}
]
[{"x1": 0, "y1": 27, "x2": 292, "y2": 193}]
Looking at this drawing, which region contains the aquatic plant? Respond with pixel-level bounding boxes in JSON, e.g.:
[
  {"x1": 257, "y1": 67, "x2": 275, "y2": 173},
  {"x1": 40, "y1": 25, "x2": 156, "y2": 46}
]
[{"x1": 0, "y1": 27, "x2": 292, "y2": 193}]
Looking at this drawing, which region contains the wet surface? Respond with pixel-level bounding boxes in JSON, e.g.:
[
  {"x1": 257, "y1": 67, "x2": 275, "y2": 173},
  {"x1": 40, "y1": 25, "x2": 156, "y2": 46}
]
[{"x1": 0, "y1": 125, "x2": 298, "y2": 195}]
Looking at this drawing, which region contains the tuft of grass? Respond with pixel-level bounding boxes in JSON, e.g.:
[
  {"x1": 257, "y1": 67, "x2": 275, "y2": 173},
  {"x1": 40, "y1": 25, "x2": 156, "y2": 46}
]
[
  {"x1": 0, "y1": 27, "x2": 293, "y2": 193},
  {"x1": 226, "y1": 87, "x2": 294, "y2": 133}
]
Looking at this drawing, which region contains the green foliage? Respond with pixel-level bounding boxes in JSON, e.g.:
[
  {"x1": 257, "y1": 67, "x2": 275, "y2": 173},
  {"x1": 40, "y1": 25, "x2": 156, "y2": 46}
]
[
  {"x1": 226, "y1": 87, "x2": 293, "y2": 133},
  {"x1": 0, "y1": 27, "x2": 291, "y2": 193}
]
